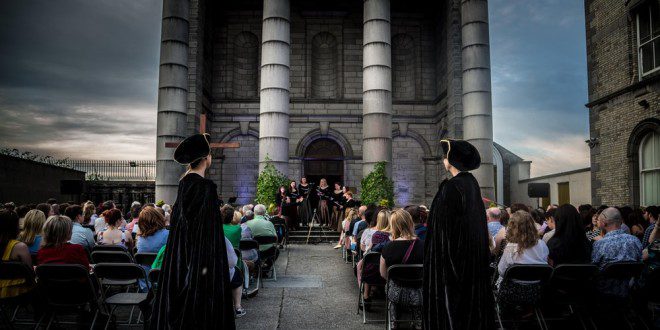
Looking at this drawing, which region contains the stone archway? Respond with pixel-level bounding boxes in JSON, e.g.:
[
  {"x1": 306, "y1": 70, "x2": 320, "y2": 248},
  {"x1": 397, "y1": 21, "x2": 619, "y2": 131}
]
[{"x1": 303, "y1": 138, "x2": 344, "y2": 186}]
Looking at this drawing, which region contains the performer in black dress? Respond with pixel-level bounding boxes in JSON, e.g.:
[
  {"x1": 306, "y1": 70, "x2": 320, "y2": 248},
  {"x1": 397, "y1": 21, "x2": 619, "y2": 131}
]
[
  {"x1": 330, "y1": 182, "x2": 344, "y2": 231},
  {"x1": 298, "y1": 177, "x2": 312, "y2": 226},
  {"x1": 275, "y1": 186, "x2": 287, "y2": 215},
  {"x1": 284, "y1": 181, "x2": 301, "y2": 229},
  {"x1": 423, "y1": 139, "x2": 493, "y2": 329},
  {"x1": 317, "y1": 179, "x2": 331, "y2": 226},
  {"x1": 151, "y1": 133, "x2": 235, "y2": 329}
]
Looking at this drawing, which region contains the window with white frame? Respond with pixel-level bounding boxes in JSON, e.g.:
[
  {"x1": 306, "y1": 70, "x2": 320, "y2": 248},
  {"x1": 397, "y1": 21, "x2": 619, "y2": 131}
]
[
  {"x1": 637, "y1": 2, "x2": 660, "y2": 76},
  {"x1": 640, "y1": 130, "x2": 660, "y2": 206}
]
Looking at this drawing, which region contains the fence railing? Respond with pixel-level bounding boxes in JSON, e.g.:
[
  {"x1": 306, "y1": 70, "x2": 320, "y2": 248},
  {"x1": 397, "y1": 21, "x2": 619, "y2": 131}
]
[{"x1": 65, "y1": 160, "x2": 156, "y2": 181}]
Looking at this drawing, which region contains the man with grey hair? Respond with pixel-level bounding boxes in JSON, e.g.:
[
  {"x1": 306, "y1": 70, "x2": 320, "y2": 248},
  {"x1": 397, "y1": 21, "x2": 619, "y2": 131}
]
[
  {"x1": 245, "y1": 204, "x2": 277, "y2": 251},
  {"x1": 486, "y1": 207, "x2": 502, "y2": 238},
  {"x1": 240, "y1": 204, "x2": 254, "y2": 223},
  {"x1": 591, "y1": 207, "x2": 642, "y2": 297}
]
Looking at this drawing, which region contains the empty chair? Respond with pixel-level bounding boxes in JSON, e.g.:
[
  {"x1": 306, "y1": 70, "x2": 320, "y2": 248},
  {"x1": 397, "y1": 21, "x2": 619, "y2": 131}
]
[
  {"x1": 495, "y1": 264, "x2": 553, "y2": 330},
  {"x1": 94, "y1": 263, "x2": 150, "y2": 328},
  {"x1": 91, "y1": 250, "x2": 134, "y2": 264},
  {"x1": 356, "y1": 252, "x2": 386, "y2": 324},
  {"x1": 93, "y1": 244, "x2": 129, "y2": 253},
  {"x1": 0, "y1": 261, "x2": 36, "y2": 326},
  {"x1": 385, "y1": 264, "x2": 424, "y2": 330},
  {"x1": 547, "y1": 264, "x2": 599, "y2": 328},
  {"x1": 35, "y1": 264, "x2": 104, "y2": 329},
  {"x1": 134, "y1": 252, "x2": 158, "y2": 267}
]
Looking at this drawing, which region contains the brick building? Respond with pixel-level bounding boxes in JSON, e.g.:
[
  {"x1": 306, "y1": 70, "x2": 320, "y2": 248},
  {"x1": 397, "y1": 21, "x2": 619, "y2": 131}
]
[
  {"x1": 585, "y1": 0, "x2": 660, "y2": 207},
  {"x1": 155, "y1": 0, "x2": 530, "y2": 206}
]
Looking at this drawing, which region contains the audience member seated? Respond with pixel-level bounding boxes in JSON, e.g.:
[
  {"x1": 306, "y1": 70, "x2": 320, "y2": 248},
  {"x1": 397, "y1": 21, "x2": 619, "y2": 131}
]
[
  {"x1": 497, "y1": 210, "x2": 549, "y2": 286},
  {"x1": 626, "y1": 208, "x2": 647, "y2": 241},
  {"x1": 241, "y1": 204, "x2": 255, "y2": 224},
  {"x1": 65, "y1": 205, "x2": 95, "y2": 252},
  {"x1": 82, "y1": 202, "x2": 96, "y2": 228},
  {"x1": 245, "y1": 204, "x2": 277, "y2": 252},
  {"x1": 591, "y1": 207, "x2": 642, "y2": 297},
  {"x1": 379, "y1": 209, "x2": 424, "y2": 329},
  {"x1": 335, "y1": 208, "x2": 357, "y2": 249},
  {"x1": 136, "y1": 206, "x2": 169, "y2": 253},
  {"x1": 361, "y1": 209, "x2": 388, "y2": 251},
  {"x1": 587, "y1": 208, "x2": 605, "y2": 242},
  {"x1": 0, "y1": 209, "x2": 33, "y2": 299},
  {"x1": 97, "y1": 208, "x2": 133, "y2": 249},
  {"x1": 94, "y1": 200, "x2": 116, "y2": 233},
  {"x1": 37, "y1": 215, "x2": 90, "y2": 268},
  {"x1": 542, "y1": 208, "x2": 556, "y2": 243},
  {"x1": 486, "y1": 207, "x2": 503, "y2": 238},
  {"x1": 125, "y1": 201, "x2": 141, "y2": 233},
  {"x1": 35, "y1": 203, "x2": 51, "y2": 220},
  {"x1": 643, "y1": 206, "x2": 658, "y2": 248},
  {"x1": 15, "y1": 205, "x2": 30, "y2": 230},
  {"x1": 152, "y1": 245, "x2": 166, "y2": 269},
  {"x1": 222, "y1": 205, "x2": 241, "y2": 248},
  {"x1": 348, "y1": 206, "x2": 367, "y2": 241},
  {"x1": 547, "y1": 204, "x2": 591, "y2": 266},
  {"x1": 17, "y1": 209, "x2": 46, "y2": 254},
  {"x1": 225, "y1": 237, "x2": 245, "y2": 318},
  {"x1": 405, "y1": 205, "x2": 427, "y2": 241}
]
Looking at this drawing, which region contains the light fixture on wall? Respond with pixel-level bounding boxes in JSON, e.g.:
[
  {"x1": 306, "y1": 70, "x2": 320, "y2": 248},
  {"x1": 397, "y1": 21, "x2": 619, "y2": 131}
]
[{"x1": 585, "y1": 137, "x2": 599, "y2": 149}]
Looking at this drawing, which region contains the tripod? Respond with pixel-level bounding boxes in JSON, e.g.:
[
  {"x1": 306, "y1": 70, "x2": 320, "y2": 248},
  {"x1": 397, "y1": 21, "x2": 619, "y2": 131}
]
[{"x1": 305, "y1": 208, "x2": 324, "y2": 244}]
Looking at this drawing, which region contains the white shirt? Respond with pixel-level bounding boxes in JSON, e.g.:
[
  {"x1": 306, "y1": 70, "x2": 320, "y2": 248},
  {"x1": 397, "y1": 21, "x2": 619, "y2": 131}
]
[
  {"x1": 360, "y1": 228, "x2": 377, "y2": 249},
  {"x1": 497, "y1": 239, "x2": 549, "y2": 283},
  {"x1": 542, "y1": 229, "x2": 555, "y2": 243}
]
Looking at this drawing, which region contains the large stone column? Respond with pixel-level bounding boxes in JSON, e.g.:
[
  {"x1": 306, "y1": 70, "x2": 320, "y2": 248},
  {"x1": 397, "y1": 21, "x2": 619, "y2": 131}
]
[
  {"x1": 362, "y1": 0, "x2": 392, "y2": 177},
  {"x1": 461, "y1": 0, "x2": 495, "y2": 200},
  {"x1": 155, "y1": 0, "x2": 189, "y2": 204},
  {"x1": 259, "y1": 0, "x2": 290, "y2": 175}
]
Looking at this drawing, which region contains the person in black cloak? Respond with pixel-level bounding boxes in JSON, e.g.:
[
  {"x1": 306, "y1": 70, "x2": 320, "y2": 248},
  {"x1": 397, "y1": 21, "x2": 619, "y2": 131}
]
[
  {"x1": 150, "y1": 133, "x2": 235, "y2": 329},
  {"x1": 423, "y1": 139, "x2": 494, "y2": 329}
]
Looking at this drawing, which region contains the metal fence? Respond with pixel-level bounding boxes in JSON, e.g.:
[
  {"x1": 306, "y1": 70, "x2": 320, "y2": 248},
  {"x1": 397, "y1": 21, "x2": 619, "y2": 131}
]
[{"x1": 65, "y1": 160, "x2": 156, "y2": 181}]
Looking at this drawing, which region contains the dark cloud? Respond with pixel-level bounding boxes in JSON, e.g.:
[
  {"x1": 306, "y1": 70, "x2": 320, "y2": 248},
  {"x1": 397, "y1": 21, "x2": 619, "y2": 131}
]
[{"x1": 0, "y1": 0, "x2": 161, "y2": 159}]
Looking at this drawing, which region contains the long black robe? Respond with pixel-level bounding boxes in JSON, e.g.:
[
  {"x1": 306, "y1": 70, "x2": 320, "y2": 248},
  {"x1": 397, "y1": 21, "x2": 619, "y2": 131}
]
[
  {"x1": 423, "y1": 172, "x2": 494, "y2": 329},
  {"x1": 150, "y1": 173, "x2": 235, "y2": 329}
]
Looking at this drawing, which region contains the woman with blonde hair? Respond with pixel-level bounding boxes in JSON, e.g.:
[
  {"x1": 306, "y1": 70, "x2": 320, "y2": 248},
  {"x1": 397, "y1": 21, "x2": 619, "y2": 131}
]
[
  {"x1": 379, "y1": 209, "x2": 424, "y2": 329},
  {"x1": 37, "y1": 215, "x2": 89, "y2": 267},
  {"x1": 497, "y1": 210, "x2": 549, "y2": 285},
  {"x1": 369, "y1": 208, "x2": 393, "y2": 253},
  {"x1": 362, "y1": 209, "x2": 391, "y2": 251},
  {"x1": 17, "y1": 209, "x2": 46, "y2": 254},
  {"x1": 337, "y1": 208, "x2": 357, "y2": 249}
]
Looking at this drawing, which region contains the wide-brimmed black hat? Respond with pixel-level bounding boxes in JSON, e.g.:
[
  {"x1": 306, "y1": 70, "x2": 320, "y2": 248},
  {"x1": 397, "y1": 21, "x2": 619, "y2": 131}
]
[
  {"x1": 440, "y1": 139, "x2": 481, "y2": 172},
  {"x1": 173, "y1": 133, "x2": 211, "y2": 165}
]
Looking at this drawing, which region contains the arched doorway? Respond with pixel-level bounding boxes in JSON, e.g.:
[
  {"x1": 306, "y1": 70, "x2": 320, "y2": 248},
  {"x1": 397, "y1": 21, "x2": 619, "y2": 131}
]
[{"x1": 303, "y1": 138, "x2": 344, "y2": 186}]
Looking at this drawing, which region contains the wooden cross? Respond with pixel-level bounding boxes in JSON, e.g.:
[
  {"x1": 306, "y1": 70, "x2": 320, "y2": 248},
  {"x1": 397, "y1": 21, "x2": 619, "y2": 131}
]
[{"x1": 164, "y1": 113, "x2": 240, "y2": 150}]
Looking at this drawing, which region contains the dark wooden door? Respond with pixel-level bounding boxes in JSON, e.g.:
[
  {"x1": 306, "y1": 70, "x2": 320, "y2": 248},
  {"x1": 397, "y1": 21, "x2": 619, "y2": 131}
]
[{"x1": 303, "y1": 139, "x2": 344, "y2": 186}]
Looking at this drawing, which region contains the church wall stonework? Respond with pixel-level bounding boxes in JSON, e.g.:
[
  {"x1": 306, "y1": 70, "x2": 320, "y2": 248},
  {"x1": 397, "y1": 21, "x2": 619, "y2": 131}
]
[{"x1": 168, "y1": 0, "x2": 491, "y2": 207}]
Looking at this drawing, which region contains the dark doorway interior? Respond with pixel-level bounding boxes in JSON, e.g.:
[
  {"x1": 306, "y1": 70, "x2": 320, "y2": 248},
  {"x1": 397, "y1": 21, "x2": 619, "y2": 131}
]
[{"x1": 303, "y1": 138, "x2": 344, "y2": 186}]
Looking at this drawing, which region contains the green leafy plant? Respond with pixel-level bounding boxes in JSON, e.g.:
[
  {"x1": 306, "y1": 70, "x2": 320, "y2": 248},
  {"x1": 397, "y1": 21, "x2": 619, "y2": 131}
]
[
  {"x1": 255, "y1": 156, "x2": 290, "y2": 206},
  {"x1": 360, "y1": 161, "x2": 394, "y2": 207}
]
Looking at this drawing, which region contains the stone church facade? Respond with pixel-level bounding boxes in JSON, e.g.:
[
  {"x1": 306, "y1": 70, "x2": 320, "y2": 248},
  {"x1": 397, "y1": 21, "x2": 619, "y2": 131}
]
[
  {"x1": 584, "y1": 0, "x2": 660, "y2": 207},
  {"x1": 155, "y1": 0, "x2": 503, "y2": 206}
]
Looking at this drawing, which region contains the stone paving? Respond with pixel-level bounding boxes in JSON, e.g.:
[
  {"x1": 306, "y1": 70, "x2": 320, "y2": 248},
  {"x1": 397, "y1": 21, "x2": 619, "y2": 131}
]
[{"x1": 236, "y1": 243, "x2": 384, "y2": 330}]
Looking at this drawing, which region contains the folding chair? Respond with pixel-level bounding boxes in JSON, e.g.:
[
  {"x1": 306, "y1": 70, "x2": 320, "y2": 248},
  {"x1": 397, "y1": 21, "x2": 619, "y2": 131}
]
[
  {"x1": 495, "y1": 264, "x2": 553, "y2": 330},
  {"x1": 599, "y1": 261, "x2": 646, "y2": 329},
  {"x1": 386, "y1": 264, "x2": 424, "y2": 330},
  {"x1": 546, "y1": 264, "x2": 599, "y2": 329},
  {"x1": 240, "y1": 239, "x2": 261, "y2": 294},
  {"x1": 0, "y1": 261, "x2": 37, "y2": 327},
  {"x1": 134, "y1": 252, "x2": 158, "y2": 267},
  {"x1": 35, "y1": 264, "x2": 105, "y2": 329},
  {"x1": 253, "y1": 235, "x2": 279, "y2": 284},
  {"x1": 645, "y1": 266, "x2": 660, "y2": 322},
  {"x1": 91, "y1": 250, "x2": 134, "y2": 264},
  {"x1": 273, "y1": 223, "x2": 288, "y2": 249},
  {"x1": 356, "y1": 252, "x2": 386, "y2": 324},
  {"x1": 93, "y1": 244, "x2": 130, "y2": 253},
  {"x1": 148, "y1": 269, "x2": 161, "y2": 295},
  {"x1": 94, "y1": 263, "x2": 150, "y2": 328}
]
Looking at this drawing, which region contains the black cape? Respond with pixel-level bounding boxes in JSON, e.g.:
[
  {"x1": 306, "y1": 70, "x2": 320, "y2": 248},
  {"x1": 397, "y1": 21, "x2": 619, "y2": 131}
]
[
  {"x1": 150, "y1": 173, "x2": 235, "y2": 329},
  {"x1": 423, "y1": 172, "x2": 494, "y2": 329}
]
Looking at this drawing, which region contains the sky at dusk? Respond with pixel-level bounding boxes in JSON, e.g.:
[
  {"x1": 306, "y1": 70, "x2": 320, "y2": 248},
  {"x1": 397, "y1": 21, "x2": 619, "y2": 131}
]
[{"x1": 0, "y1": 0, "x2": 590, "y2": 177}]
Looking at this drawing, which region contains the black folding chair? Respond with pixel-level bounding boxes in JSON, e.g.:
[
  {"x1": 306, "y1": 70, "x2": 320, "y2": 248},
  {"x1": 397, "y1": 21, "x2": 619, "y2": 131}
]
[
  {"x1": 240, "y1": 239, "x2": 261, "y2": 295},
  {"x1": 93, "y1": 244, "x2": 129, "y2": 253},
  {"x1": 134, "y1": 252, "x2": 158, "y2": 267},
  {"x1": 547, "y1": 264, "x2": 599, "y2": 329},
  {"x1": 94, "y1": 263, "x2": 150, "y2": 328},
  {"x1": 356, "y1": 252, "x2": 386, "y2": 324},
  {"x1": 599, "y1": 261, "x2": 645, "y2": 329},
  {"x1": 644, "y1": 266, "x2": 660, "y2": 322},
  {"x1": 495, "y1": 264, "x2": 553, "y2": 330},
  {"x1": 148, "y1": 269, "x2": 161, "y2": 295},
  {"x1": 35, "y1": 264, "x2": 105, "y2": 329},
  {"x1": 0, "y1": 261, "x2": 37, "y2": 327},
  {"x1": 91, "y1": 250, "x2": 134, "y2": 264},
  {"x1": 386, "y1": 264, "x2": 424, "y2": 330},
  {"x1": 253, "y1": 235, "x2": 279, "y2": 284}
]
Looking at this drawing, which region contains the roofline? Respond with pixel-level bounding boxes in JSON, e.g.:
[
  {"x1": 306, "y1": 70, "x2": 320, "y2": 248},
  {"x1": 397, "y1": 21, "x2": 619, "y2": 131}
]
[{"x1": 519, "y1": 167, "x2": 591, "y2": 183}]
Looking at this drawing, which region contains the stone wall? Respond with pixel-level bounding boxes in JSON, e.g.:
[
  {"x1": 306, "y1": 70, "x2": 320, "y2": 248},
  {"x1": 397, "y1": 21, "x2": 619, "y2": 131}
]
[{"x1": 585, "y1": 0, "x2": 660, "y2": 206}]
